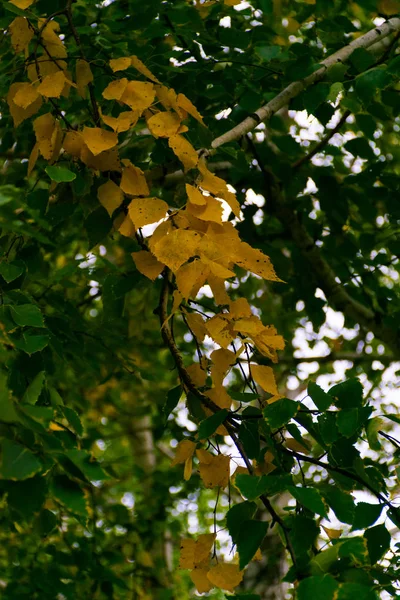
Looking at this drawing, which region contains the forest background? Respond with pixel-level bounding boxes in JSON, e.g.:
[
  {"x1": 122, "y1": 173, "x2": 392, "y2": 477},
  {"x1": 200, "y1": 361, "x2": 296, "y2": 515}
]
[{"x1": 0, "y1": 0, "x2": 400, "y2": 599}]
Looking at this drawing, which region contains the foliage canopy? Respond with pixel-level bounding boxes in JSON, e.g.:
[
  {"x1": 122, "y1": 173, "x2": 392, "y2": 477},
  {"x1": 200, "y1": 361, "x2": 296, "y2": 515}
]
[{"x1": 0, "y1": 0, "x2": 400, "y2": 598}]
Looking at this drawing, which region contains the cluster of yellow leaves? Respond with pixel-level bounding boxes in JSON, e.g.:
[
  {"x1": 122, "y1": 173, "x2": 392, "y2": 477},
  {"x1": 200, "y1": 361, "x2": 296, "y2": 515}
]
[
  {"x1": 171, "y1": 442, "x2": 230, "y2": 489},
  {"x1": 179, "y1": 534, "x2": 243, "y2": 594}
]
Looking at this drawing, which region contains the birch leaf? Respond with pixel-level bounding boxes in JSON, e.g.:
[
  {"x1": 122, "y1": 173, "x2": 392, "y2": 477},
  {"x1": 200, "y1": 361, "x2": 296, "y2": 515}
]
[
  {"x1": 82, "y1": 127, "x2": 118, "y2": 156},
  {"x1": 131, "y1": 55, "x2": 161, "y2": 83},
  {"x1": 109, "y1": 57, "x2": 131, "y2": 72},
  {"x1": 120, "y1": 81, "x2": 155, "y2": 111},
  {"x1": 128, "y1": 197, "x2": 168, "y2": 229},
  {"x1": 196, "y1": 450, "x2": 230, "y2": 488},
  {"x1": 120, "y1": 161, "x2": 149, "y2": 196},
  {"x1": 76, "y1": 59, "x2": 93, "y2": 97},
  {"x1": 132, "y1": 251, "x2": 164, "y2": 281},
  {"x1": 97, "y1": 180, "x2": 123, "y2": 217},
  {"x1": 9, "y1": 17, "x2": 33, "y2": 53},
  {"x1": 147, "y1": 111, "x2": 181, "y2": 138},
  {"x1": 152, "y1": 230, "x2": 202, "y2": 271},
  {"x1": 177, "y1": 93, "x2": 205, "y2": 125},
  {"x1": 171, "y1": 439, "x2": 196, "y2": 467},
  {"x1": 102, "y1": 78, "x2": 128, "y2": 101},
  {"x1": 13, "y1": 83, "x2": 40, "y2": 109},
  {"x1": 37, "y1": 71, "x2": 66, "y2": 98},
  {"x1": 207, "y1": 563, "x2": 244, "y2": 591},
  {"x1": 168, "y1": 135, "x2": 198, "y2": 170},
  {"x1": 251, "y1": 365, "x2": 278, "y2": 395}
]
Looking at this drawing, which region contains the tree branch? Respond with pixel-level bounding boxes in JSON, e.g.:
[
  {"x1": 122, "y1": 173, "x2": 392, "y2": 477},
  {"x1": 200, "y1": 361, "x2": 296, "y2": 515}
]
[{"x1": 211, "y1": 18, "x2": 400, "y2": 150}]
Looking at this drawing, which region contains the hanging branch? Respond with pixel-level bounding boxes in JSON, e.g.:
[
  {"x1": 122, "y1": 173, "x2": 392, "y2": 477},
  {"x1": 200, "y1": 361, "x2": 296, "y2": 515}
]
[{"x1": 210, "y1": 18, "x2": 400, "y2": 150}]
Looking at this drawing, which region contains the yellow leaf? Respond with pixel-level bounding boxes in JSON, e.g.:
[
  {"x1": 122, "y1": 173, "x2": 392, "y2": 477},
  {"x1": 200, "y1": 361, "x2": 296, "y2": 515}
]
[
  {"x1": 132, "y1": 250, "x2": 164, "y2": 281},
  {"x1": 97, "y1": 180, "x2": 123, "y2": 217},
  {"x1": 236, "y1": 241, "x2": 281, "y2": 281},
  {"x1": 253, "y1": 548, "x2": 263, "y2": 561},
  {"x1": 27, "y1": 141, "x2": 39, "y2": 177},
  {"x1": 196, "y1": 450, "x2": 230, "y2": 488},
  {"x1": 285, "y1": 438, "x2": 311, "y2": 454},
  {"x1": 128, "y1": 197, "x2": 168, "y2": 229},
  {"x1": 81, "y1": 127, "x2": 118, "y2": 156},
  {"x1": 186, "y1": 184, "x2": 206, "y2": 206},
  {"x1": 109, "y1": 57, "x2": 132, "y2": 72},
  {"x1": 183, "y1": 456, "x2": 193, "y2": 481},
  {"x1": 188, "y1": 196, "x2": 223, "y2": 224},
  {"x1": 171, "y1": 440, "x2": 196, "y2": 467},
  {"x1": 63, "y1": 131, "x2": 84, "y2": 158},
  {"x1": 13, "y1": 83, "x2": 40, "y2": 109},
  {"x1": 202, "y1": 257, "x2": 235, "y2": 279},
  {"x1": 205, "y1": 386, "x2": 232, "y2": 410},
  {"x1": 184, "y1": 312, "x2": 207, "y2": 343},
  {"x1": 37, "y1": 70, "x2": 66, "y2": 98},
  {"x1": 155, "y1": 84, "x2": 181, "y2": 114},
  {"x1": 230, "y1": 298, "x2": 252, "y2": 319},
  {"x1": 194, "y1": 533, "x2": 216, "y2": 564},
  {"x1": 175, "y1": 260, "x2": 209, "y2": 299},
  {"x1": 251, "y1": 364, "x2": 278, "y2": 395},
  {"x1": 152, "y1": 230, "x2": 202, "y2": 272},
  {"x1": 131, "y1": 55, "x2": 161, "y2": 84},
  {"x1": 147, "y1": 111, "x2": 181, "y2": 138},
  {"x1": 232, "y1": 316, "x2": 264, "y2": 337},
  {"x1": 76, "y1": 59, "x2": 93, "y2": 97},
  {"x1": 190, "y1": 567, "x2": 213, "y2": 593},
  {"x1": 120, "y1": 81, "x2": 155, "y2": 111},
  {"x1": 205, "y1": 315, "x2": 234, "y2": 349},
  {"x1": 9, "y1": 17, "x2": 33, "y2": 53},
  {"x1": 179, "y1": 539, "x2": 196, "y2": 569},
  {"x1": 39, "y1": 19, "x2": 67, "y2": 59},
  {"x1": 102, "y1": 78, "x2": 129, "y2": 101},
  {"x1": 120, "y1": 161, "x2": 149, "y2": 196},
  {"x1": 168, "y1": 135, "x2": 198, "y2": 171},
  {"x1": 33, "y1": 113, "x2": 62, "y2": 161},
  {"x1": 186, "y1": 363, "x2": 207, "y2": 387},
  {"x1": 101, "y1": 110, "x2": 139, "y2": 133},
  {"x1": 177, "y1": 93, "x2": 205, "y2": 125},
  {"x1": 322, "y1": 526, "x2": 343, "y2": 540},
  {"x1": 208, "y1": 274, "x2": 230, "y2": 306},
  {"x1": 207, "y1": 563, "x2": 243, "y2": 591},
  {"x1": 9, "y1": 0, "x2": 35, "y2": 8},
  {"x1": 117, "y1": 213, "x2": 135, "y2": 237},
  {"x1": 252, "y1": 325, "x2": 285, "y2": 362},
  {"x1": 210, "y1": 348, "x2": 236, "y2": 387},
  {"x1": 224, "y1": 0, "x2": 241, "y2": 4},
  {"x1": 255, "y1": 450, "x2": 277, "y2": 475}
]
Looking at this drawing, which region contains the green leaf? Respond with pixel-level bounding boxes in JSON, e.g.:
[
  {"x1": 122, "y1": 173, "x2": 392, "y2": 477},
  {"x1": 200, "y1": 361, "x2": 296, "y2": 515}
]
[
  {"x1": 336, "y1": 408, "x2": 360, "y2": 437},
  {"x1": 310, "y1": 545, "x2": 341, "y2": 575},
  {"x1": 186, "y1": 392, "x2": 207, "y2": 421},
  {"x1": 198, "y1": 409, "x2": 228, "y2": 439},
  {"x1": 51, "y1": 475, "x2": 88, "y2": 517},
  {"x1": 225, "y1": 596, "x2": 260, "y2": 600},
  {"x1": 229, "y1": 391, "x2": 259, "y2": 402},
  {"x1": 226, "y1": 501, "x2": 257, "y2": 544},
  {"x1": 237, "y1": 519, "x2": 268, "y2": 569},
  {"x1": 22, "y1": 371, "x2": 45, "y2": 405},
  {"x1": 321, "y1": 486, "x2": 355, "y2": 524},
  {"x1": 308, "y1": 381, "x2": 332, "y2": 411},
  {"x1": 11, "y1": 332, "x2": 49, "y2": 354},
  {"x1": 6, "y1": 476, "x2": 47, "y2": 519},
  {"x1": 349, "y1": 48, "x2": 374, "y2": 73},
  {"x1": 85, "y1": 206, "x2": 112, "y2": 249},
  {"x1": 366, "y1": 417, "x2": 382, "y2": 450},
  {"x1": 239, "y1": 407, "x2": 260, "y2": 459},
  {"x1": 45, "y1": 166, "x2": 77, "y2": 183},
  {"x1": 338, "y1": 537, "x2": 369, "y2": 566},
  {"x1": 337, "y1": 583, "x2": 379, "y2": 600},
  {"x1": 65, "y1": 449, "x2": 109, "y2": 481},
  {"x1": 328, "y1": 378, "x2": 364, "y2": 409},
  {"x1": 254, "y1": 45, "x2": 281, "y2": 61},
  {"x1": 344, "y1": 138, "x2": 375, "y2": 161},
  {"x1": 286, "y1": 514, "x2": 320, "y2": 558},
  {"x1": 0, "y1": 262, "x2": 24, "y2": 283},
  {"x1": 60, "y1": 406, "x2": 83, "y2": 436},
  {"x1": 289, "y1": 486, "x2": 327, "y2": 517},
  {"x1": 387, "y1": 55, "x2": 400, "y2": 76},
  {"x1": 4, "y1": 3, "x2": 30, "y2": 15},
  {"x1": 364, "y1": 524, "x2": 390, "y2": 564},
  {"x1": 35, "y1": 508, "x2": 58, "y2": 536},
  {"x1": 355, "y1": 67, "x2": 391, "y2": 104},
  {"x1": 263, "y1": 398, "x2": 299, "y2": 429},
  {"x1": 164, "y1": 385, "x2": 182, "y2": 421},
  {"x1": 297, "y1": 575, "x2": 339, "y2": 600},
  {"x1": 0, "y1": 374, "x2": 19, "y2": 423},
  {"x1": 0, "y1": 439, "x2": 42, "y2": 480},
  {"x1": 352, "y1": 502, "x2": 383, "y2": 531},
  {"x1": 235, "y1": 473, "x2": 292, "y2": 501},
  {"x1": 9, "y1": 304, "x2": 44, "y2": 328}
]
